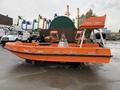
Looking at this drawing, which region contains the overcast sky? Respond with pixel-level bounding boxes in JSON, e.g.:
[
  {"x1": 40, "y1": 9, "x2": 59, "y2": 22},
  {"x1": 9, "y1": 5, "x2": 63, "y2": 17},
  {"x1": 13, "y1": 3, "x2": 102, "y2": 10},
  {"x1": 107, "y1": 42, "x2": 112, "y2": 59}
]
[{"x1": 0, "y1": 0, "x2": 120, "y2": 32}]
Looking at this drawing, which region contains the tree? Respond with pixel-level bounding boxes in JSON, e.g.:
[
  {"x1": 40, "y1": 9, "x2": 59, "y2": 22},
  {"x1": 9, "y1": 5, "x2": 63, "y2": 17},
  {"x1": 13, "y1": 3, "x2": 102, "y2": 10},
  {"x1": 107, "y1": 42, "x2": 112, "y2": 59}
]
[
  {"x1": 80, "y1": 14, "x2": 86, "y2": 18},
  {"x1": 79, "y1": 14, "x2": 86, "y2": 25},
  {"x1": 79, "y1": 9, "x2": 95, "y2": 26},
  {"x1": 85, "y1": 9, "x2": 93, "y2": 18}
]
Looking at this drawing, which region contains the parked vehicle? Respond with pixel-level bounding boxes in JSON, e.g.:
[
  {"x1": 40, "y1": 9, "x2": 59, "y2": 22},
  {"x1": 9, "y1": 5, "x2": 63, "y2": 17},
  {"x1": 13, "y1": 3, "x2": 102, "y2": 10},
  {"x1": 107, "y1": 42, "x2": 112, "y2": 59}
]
[
  {"x1": 0, "y1": 29, "x2": 30, "y2": 45},
  {"x1": 0, "y1": 28, "x2": 5, "y2": 39},
  {"x1": 0, "y1": 28, "x2": 6, "y2": 44}
]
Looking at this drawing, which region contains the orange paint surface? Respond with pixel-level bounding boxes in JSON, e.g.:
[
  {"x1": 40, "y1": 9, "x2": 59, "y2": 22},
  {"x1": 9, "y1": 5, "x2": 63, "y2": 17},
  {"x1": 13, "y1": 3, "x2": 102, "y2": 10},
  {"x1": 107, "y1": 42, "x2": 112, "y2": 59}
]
[{"x1": 80, "y1": 15, "x2": 106, "y2": 29}]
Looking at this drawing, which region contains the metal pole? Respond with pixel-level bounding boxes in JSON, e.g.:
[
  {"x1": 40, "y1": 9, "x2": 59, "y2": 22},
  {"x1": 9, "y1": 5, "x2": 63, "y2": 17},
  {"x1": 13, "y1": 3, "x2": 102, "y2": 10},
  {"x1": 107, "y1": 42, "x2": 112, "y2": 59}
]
[
  {"x1": 45, "y1": 20, "x2": 48, "y2": 29},
  {"x1": 42, "y1": 18, "x2": 45, "y2": 29},
  {"x1": 17, "y1": 17, "x2": 19, "y2": 26},
  {"x1": 77, "y1": 8, "x2": 80, "y2": 29},
  {"x1": 21, "y1": 22, "x2": 24, "y2": 29},
  {"x1": 26, "y1": 22, "x2": 27, "y2": 30},
  {"x1": 21, "y1": 20, "x2": 25, "y2": 30},
  {"x1": 48, "y1": 20, "x2": 51, "y2": 29},
  {"x1": 65, "y1": 5, "x2": 70, "y2": 17},
  {"x1": 80, "y1": 29, "x2": 86, "y2": 48},
  {"x1": 37, "y1": 15, "x2": 40, "y2": 32},
  {"x1": 32, "y1": 20, "x2": 35, "y2": 31}
]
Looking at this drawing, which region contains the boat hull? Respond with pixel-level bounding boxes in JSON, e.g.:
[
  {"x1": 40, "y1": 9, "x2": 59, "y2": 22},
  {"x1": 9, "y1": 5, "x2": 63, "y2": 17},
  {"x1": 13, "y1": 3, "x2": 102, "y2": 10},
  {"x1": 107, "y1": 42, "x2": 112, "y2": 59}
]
[{"x1": 5, "y1": 42, "x2": 111, "y2": 63}]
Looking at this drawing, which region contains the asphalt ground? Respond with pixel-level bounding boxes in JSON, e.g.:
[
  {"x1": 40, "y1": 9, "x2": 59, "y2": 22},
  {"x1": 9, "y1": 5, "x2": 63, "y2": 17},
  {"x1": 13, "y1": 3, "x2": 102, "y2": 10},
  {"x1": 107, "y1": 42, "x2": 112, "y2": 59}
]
[{"x1": 0, "y1": 41, "x2": 120, "y2": 90}]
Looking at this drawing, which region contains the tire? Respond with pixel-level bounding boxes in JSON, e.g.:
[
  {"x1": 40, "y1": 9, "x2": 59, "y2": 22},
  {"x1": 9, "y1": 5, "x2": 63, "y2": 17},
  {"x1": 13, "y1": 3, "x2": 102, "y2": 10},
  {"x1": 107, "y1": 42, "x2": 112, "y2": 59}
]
[
  {"x1": 25, "y1": 59, "x2": 32, "y2": 64},
  {"x1": 16, "y1": 38, "x2": 18, "y2": 41},
  {"x1": 15, "y1": 38, "x2": 19, "y2": 42},
  {"x1": 1, "y1": 41, "x2": 6, "y2": 46},
  {"x1": 25, "y1": 59, "x2": 37, "y2": 65},
  {"x1": 24, "y1": 40, "x2": 28, "y2": 42}
]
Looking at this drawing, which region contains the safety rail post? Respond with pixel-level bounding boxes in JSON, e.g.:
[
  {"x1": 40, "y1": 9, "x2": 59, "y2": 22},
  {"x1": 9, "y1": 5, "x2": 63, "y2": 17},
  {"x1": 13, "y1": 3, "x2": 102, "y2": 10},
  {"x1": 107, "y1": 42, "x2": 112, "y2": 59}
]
[
  {"x1": 80, "y1": 29, "x2": 86, "y2": 48},
  {"x1": 99, "y1": 29, "x2": 105, "y2": 47}
]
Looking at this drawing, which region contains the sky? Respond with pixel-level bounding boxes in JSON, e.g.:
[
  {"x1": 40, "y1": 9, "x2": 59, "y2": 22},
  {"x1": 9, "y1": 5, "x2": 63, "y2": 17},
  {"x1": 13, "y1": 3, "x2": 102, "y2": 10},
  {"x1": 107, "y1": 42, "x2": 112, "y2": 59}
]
[{"x1": 0, "y1": 0, "x2": 120, "y2": 32}]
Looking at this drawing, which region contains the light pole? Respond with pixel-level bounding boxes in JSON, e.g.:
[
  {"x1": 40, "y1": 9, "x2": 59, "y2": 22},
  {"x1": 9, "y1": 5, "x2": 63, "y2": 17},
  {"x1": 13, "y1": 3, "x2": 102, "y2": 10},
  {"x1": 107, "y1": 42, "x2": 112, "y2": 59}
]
[
  {"x1": 26, "y1": 21, "x2": 31, "y2": 30},
  {"x1": 42, "y1": 18, "x2": 46, "y2": 29},
  {"x1": 32, "y1": 19, "x2": 37, "y2": 31},
  {"x1": 45, "y1": 20, "x2": 48, "y2": 29},
  {"x1": 77, "y1": 8, "x2": 80, "y2": 29},
  {"x1": 21, "y1": 19, "x2": 26, "y2": 29},
  {"x1": 48, "y1": 20, "x2": 51, "y2": 29},
  {"x1": 37, "y1": 15, "x2": 42, "y2": 31},
  {"x1": 17, "y1": 16, "x2": 22, "y2": 26}
]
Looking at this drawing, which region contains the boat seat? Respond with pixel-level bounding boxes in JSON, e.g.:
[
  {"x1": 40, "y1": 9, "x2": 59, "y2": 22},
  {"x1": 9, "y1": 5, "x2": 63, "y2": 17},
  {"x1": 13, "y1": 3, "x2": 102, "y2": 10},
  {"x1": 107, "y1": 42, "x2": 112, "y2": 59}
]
[
  {"x1": 75, "y1": 31, "x2": 83, "y2": 41},
  {"x1": 50, "y1": 31, "x2": 59, "y2": 39},
  {"x1": 39, "y1": 42, "x2": 51, "y2": 46},
  {"x1": 82, "y1": 43, "x2": 99, "y2": 47},
  {"x1": 44, "y1": 30, "x2": 59, "y2": 43}
]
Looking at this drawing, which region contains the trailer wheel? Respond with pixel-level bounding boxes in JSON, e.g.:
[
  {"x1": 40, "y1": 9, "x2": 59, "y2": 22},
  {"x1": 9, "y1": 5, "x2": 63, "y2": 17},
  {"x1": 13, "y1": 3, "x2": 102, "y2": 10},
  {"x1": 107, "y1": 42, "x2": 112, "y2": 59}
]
[
  {"x1": 1, "y1": 41, "x2": 6, "y2": 46},
  {"x1": 25, "y1": 59, "x2": 37, "y2": 65},
  {"x1": 25, "y1": 59, "x2": 32, "y2": 63},
  {"x1": 16, "y1": 38, "x2": 18, "y2": 41}
]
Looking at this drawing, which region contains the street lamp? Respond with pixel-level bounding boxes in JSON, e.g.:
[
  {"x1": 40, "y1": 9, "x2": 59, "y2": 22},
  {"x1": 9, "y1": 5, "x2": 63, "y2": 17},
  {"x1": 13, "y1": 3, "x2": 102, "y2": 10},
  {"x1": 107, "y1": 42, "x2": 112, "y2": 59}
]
[
  {"x1": 21, "y1": 19, "x2": 26, "y2": 29},
  {"x1": 17, "y1": 16, "x2": 22, "y2": 26}
]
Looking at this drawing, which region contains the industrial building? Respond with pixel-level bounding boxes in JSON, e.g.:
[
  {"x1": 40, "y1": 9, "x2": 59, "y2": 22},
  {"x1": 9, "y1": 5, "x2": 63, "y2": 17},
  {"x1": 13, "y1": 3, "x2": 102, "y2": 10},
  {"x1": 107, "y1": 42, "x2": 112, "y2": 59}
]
[{"x1": 0, "y1": 14, "x2": 13, "y2": 26}]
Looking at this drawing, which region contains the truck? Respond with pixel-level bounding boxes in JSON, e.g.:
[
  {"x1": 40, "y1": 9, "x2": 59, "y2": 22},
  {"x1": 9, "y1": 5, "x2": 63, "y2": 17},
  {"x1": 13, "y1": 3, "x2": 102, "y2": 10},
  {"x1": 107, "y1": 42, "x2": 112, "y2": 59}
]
[
  {"x1": 0, "y1": 27, "x2": 30, "y2": 45},
  {"x1": 0, "y1": 28, "x2": 6, "y2": 39}
]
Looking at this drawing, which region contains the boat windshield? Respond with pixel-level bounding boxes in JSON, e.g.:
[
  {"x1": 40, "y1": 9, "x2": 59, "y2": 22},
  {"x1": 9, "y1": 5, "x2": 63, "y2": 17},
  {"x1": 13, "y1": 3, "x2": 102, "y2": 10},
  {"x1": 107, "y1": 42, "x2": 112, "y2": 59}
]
[{"x1": 7, "y1": 31, "x2": 18, "y2": 35}]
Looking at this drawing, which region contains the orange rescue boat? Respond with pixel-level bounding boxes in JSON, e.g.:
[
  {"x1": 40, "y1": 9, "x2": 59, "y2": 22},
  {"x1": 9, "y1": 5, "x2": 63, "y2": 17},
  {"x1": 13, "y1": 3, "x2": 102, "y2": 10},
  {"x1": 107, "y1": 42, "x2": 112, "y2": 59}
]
[
  {"x1": 5, "y1": 42, "x2": 111, "y2": 63},
  {"x1": 5, "y1": 15, "x2": 111, "y2": 63}
]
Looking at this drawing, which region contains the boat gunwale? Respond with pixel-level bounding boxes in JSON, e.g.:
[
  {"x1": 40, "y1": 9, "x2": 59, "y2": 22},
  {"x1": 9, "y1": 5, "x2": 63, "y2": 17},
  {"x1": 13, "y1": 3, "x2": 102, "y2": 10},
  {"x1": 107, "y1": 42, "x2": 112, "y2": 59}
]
[
  {"x1": 6, "y1": 42, "x2": 110, "y2": 50},
  {"x1": 5, "y1": 47, "x2": 112, "y2": 57}
]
